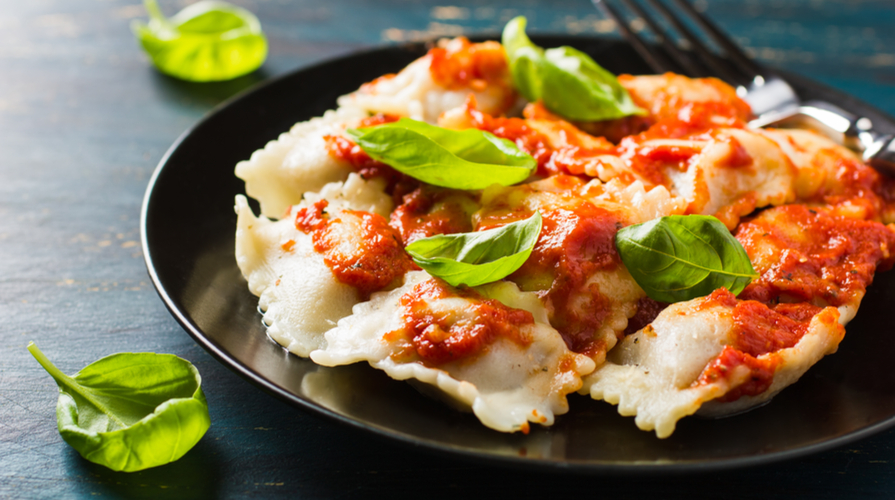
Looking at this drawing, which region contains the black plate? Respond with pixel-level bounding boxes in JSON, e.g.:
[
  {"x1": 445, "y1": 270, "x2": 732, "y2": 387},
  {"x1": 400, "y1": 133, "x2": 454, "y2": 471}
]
[{"x1": 142, "y1": 36, "x2": 895, "y2": 473}]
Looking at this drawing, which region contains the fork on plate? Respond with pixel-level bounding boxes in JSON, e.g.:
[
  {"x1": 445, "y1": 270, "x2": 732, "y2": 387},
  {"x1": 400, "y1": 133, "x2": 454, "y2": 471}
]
[{"x1": 593, "y1": 0, "x2": 895, "y2": 175}]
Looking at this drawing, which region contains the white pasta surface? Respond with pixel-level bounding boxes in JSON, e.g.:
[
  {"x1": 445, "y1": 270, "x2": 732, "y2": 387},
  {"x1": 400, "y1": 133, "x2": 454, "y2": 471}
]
[
  {"x1": 235, "y1": 106, "x2": 368, "y2": 219},
  {"x1": 311, "y1": 272, "x2": 596, "y2": 433}
]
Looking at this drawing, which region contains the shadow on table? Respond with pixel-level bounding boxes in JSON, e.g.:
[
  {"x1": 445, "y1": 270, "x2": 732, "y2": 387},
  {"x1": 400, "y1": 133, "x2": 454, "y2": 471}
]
[
  {"x1": 149, "y1": 68, "x2": 273, "y2": 109},
  {"x1": 64, "y1": 436, "x2": 222, "y2": 500}
]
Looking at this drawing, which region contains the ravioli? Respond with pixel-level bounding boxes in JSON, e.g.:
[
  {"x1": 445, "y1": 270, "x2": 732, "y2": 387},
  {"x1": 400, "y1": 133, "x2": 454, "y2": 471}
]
[
  {"x1": 584, "y1": 291, "x2": 845, "y2": 438},
  {"x1": 234, "y1": 174, "x2": 395, "y2": 356},
  {"x1": 235, "y1": 106, "x2": 368, "y2": 218},
  {"x1": 233, "y1": 34, "x2": 895, "y2": 437},
  {"x1": 311, "y1": 271, "x2": 595, "y2": 433},
  {"x1": 338, "y1": 37, "x2": 518, "y2": 124}
]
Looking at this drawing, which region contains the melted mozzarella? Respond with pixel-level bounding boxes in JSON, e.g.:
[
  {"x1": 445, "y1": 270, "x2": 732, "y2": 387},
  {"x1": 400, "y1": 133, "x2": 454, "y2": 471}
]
[{"x1": 311, "y1": 272, "x2": 596, "y2": 433}]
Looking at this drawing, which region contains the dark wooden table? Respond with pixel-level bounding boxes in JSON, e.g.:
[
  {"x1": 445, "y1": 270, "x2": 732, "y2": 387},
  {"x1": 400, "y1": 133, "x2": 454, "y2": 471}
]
[{"x1": 3, "y1": 0, "x2": 895, "y2": 498}]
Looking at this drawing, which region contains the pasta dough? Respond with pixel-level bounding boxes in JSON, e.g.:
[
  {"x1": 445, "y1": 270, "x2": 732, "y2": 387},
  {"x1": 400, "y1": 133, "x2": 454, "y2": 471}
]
[{"x1": 233, "y1": 35, "x2": 895, "y2": 436}]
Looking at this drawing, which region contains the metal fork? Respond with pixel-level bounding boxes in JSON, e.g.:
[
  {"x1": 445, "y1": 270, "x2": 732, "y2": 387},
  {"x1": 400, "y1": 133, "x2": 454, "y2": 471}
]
[{"x1": 593, "y1": 0, "x2": 895, "y2": 175}]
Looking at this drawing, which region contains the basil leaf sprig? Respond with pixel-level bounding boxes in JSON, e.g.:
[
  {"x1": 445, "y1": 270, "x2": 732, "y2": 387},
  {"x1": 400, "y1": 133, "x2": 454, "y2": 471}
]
[
  {"x1": 615, "y1": 215, "x2": 758, "y2": 303},
  {"x1": 28, "y1": 342, "x2": 211, "y2": 472},
  {"x1": 405, "y1": 212, "x2": 542, "y2": 287},
  {"x1": 132, "y1": 0, "x2": 267, "y2": 82},
  {"x1": 345, "y1": 118, "x2": 536, "y2": 190},
  {"x1": 501, "y1": 16, "x2": 645, "y2": 122}
]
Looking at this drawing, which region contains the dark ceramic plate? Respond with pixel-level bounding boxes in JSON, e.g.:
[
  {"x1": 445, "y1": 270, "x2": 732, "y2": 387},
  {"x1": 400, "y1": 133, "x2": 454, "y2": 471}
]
[{"x1": 142, "y1": 36, "x2": 895, "y2": 473}]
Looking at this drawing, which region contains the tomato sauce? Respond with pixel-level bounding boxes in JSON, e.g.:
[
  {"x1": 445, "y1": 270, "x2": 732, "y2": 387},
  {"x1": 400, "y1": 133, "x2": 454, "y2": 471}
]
[
  {"x1": 454, "y1": 103, "x2": 618, "y2": 178},
  {"x1": 736, "y1": 204, "x2": 895, "y2": 306},
  {"x1": 814, "y1": 154, "x2": 888, "y2": 219},
  {"x1": 731, "y1": 301, "x2": 821, "y2": 357},
  {"x1": 428, "y1": 38, "x2": 510, "y2": 92},
  {"x1": 294, "y1": 200, "x2": 411, "y2": 297},
  {"x1": 500, "y1": 201, "x2": 624, "y2": 356},
  {"x1": 696, "y1": 346, "x2": 778, "y2": 402},
  {"x1": 460, "y1": 106, "x2": 555, "y2": 175},
  {"x1": 391, "y1": 278, "x2": 534, "y2": 365},
  {"x1": 693, "y1": 289, "x2": 826, "y2": 401},
  {"x1": 389, "y1": 186, "x2": 475, "y2": 245},
  {"x1": 719, "y1": 136, "x2": 754, "y2": 168},
  {"x1": 323, "y1": 116, "x2": 419, "y2": 203}
]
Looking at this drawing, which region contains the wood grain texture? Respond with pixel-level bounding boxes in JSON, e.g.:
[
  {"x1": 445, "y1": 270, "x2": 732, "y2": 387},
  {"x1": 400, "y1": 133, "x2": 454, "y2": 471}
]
[{"x1": 2, "y1": 0, "x2": 895, "y2": 498}]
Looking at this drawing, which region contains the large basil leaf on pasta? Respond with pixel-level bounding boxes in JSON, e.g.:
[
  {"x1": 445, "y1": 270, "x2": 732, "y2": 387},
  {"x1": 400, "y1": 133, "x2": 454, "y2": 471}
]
[
  {"x1": 501, "y1": 16, "x2": 645, "y2": 121},
  {"x1": 132, "y1": 0, "x2": 267, "y2": 82},
  {"x1": 28, "y1": 343, "x2": 210, "y2": 472},
  {"x1": 406, "y1": 212, "x2": 542, "y2": 287},
  {"x1": 615, "y1": 215, "x2": 758, "y2": 303},
  {"x1": 345, "y1": 118, "x2": 535, "y2": 190}
]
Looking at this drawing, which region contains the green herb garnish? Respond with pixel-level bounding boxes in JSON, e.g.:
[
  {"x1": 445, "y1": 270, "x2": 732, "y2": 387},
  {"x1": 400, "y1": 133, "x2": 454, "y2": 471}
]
[
  {"x1": 405, "y1": 212, "x2": 542, "y2": 287},
  {"x1": 345, "y1": 118, "x2": 536, "y2": 190},
  {"x1": 28, "y1": 342, "x2": 211, "y2": 472},
  {"x1": 132, "y1": 0, "x2": 267, "y2": 82},
  {"x1": 502, "y1": 16, "x2": 645, "y2": 121},
  {"x1": 615, "y1": 215, "x2": 758, "y2": 303}
]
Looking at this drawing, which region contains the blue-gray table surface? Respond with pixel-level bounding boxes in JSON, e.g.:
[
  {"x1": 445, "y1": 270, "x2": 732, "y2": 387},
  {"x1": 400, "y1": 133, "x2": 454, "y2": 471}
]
[{"x1": 3, "y1": 0, "x2": 895, "y2": 498}]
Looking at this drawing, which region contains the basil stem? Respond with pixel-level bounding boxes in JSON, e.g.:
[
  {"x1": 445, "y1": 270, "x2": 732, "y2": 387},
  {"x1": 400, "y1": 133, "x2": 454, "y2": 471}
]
[
  {"x1": 615, "y1": 215, "x2": 758, "y2": 303},
  {"x1": 345, "y1": 118, "x2": 536, "y2": 190},
  {"x1": 28, "y1": 342, "x2": 210, "y2": 472},
  {"x1": 132, "y1": 0, "x2": 267, "y2": 82},
  {"x1": 501, "y1": 16, "x2": 645, "y2": 121},
  {"x1": 405, "y1": 212, "x2": 543, "y2": 287}
]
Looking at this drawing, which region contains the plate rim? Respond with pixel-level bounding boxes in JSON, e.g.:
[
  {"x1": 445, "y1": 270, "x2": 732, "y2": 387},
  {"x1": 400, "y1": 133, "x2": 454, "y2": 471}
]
[{"x1": 141, "y1": 34, "x2": 895, "y2": 474}]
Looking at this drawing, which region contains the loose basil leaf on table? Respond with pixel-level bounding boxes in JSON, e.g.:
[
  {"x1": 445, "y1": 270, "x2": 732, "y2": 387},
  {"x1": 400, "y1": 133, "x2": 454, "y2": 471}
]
[
  {"x1": 406, "y1": 212, "x2": 543, "y2": 287},
  {"x1": 28, "y1": 342, "x2": 211, "y2": 472},
  {"x1": 501, "y1": 16, "x2": 645, "y2": 121},
  {"x1": 615, "y1": 215, "x2": 758, "y2": 303},
  {"x1": 345, "y1": 118, "x2": 536, "y2": 190},
  {"x1": 132, "y1": 0, "x2": 267, "y2": 82}
]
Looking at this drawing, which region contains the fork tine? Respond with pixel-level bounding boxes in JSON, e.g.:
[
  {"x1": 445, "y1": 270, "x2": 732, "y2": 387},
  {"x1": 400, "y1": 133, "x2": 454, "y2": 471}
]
[
  {"x1": 643, "y1": 0, "x2": 752, "y2": 86},
  {"x1": 591, "y1": 0, "x2": 679, "y2": 75},
  {"x1": 670, "y1": 0, "x2": 763, "y2": 78},
  {"x1": 616, "y1": 0, "x2": 707, "y2": 77}
]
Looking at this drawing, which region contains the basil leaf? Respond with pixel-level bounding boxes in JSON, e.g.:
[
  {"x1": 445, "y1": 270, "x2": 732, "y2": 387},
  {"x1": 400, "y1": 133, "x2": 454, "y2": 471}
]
[
  {"x1": 132, "y1": 0, "x2": 267, "y2": 82},
  {"x1": 615, "y1": 215, "x2": 758, "y2": 303},
  {"x1": 500, "y1": 17, "x2": 544, "y2": 102},
  {"x1": 501, "y1": 16, "x2": 645, "y2": 121},
  {"x1": 345, "y1": 118, "x2": 536, "y2": 190},
  {"x1": 28, "y1": 342, "x2": 210, "y2": 472},
  {"x1": 405, "y1": 212, "x2": 542, "y2": 287}
]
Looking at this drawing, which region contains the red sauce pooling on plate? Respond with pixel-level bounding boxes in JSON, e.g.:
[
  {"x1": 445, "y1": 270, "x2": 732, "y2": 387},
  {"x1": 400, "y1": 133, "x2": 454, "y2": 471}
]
[
  {"x1": 389, "y1": 278, "x2": 534, "y2": 365},
  {"x1": 295, "y1": 200, "x2": 411, "y2": 297}
]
